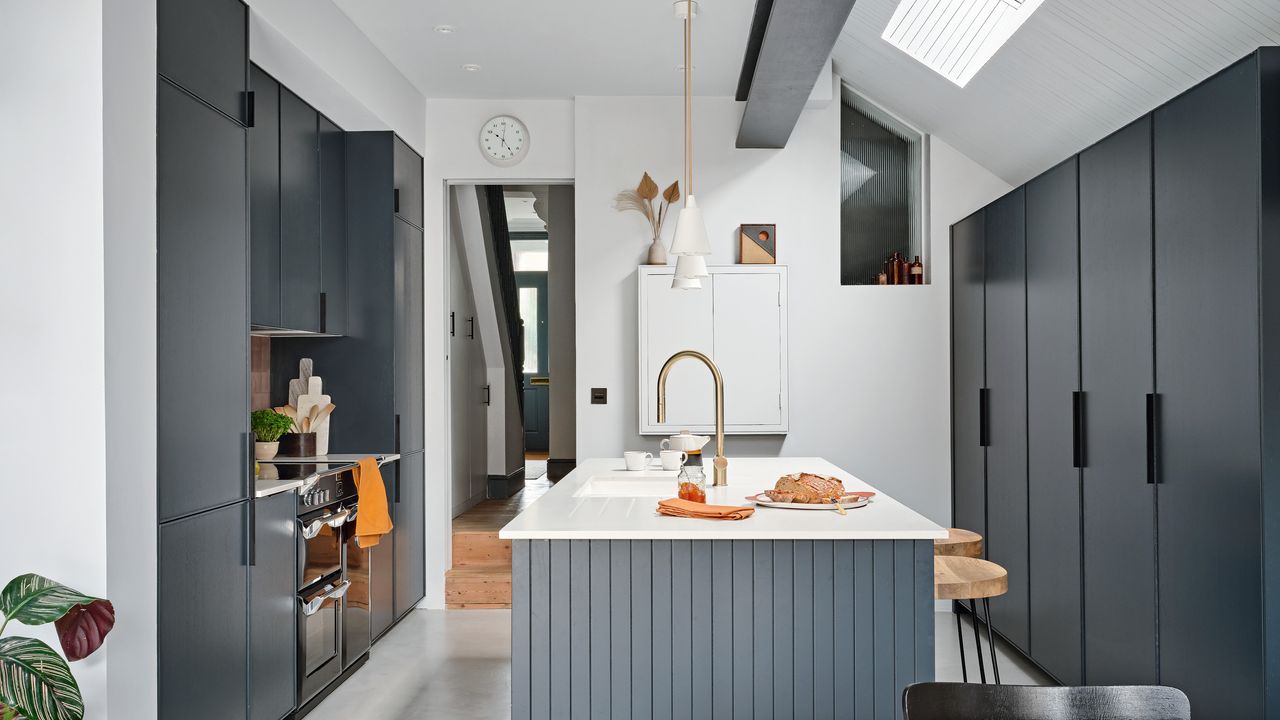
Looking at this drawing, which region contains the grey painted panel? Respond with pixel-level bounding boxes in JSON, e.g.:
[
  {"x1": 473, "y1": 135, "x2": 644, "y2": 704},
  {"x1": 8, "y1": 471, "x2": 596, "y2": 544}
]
[
  {"x1": 590, "y1": 540, "x2": 611, "y2": 717},
  {"x1": 611, "y1": 541, "x2": 632, "y2": 719},
  {"x1": 914, "y1": 541, "x2": 935, "y2": 684},
  {"x1": 691, "y1": 541, "x2": 713, "y2": 719},
  {"x1": 813, "y1": 540, "x2": 835, "y2": 718},
  {"x1": 511, "y1": 540, "x2": 530, "y2": 720},
  {"x1": 873, "y1": 541, "x2": 895, "y2": 720},
  {"x1": 570, "y1": 541, "x2": 591, "y2": 718},
  {"x1": 792, "y1": 541, "x2": 814, "y2": 718},
  {"x1": 550, "y1": 541, "x2": 571, "y2": 719},
  {"x1": 530, "y1": 541, "x2": 551, "y2": 720},
  {"x1": 772, "y1": 541, "x2": 794, "y2": 720},
  {"x1": 631, "y1": 541, "x2": 653, "y2": 720},
  {"x1": 834, "y1": 541, "x2": 855, "y2": 713},
  {"x1": 893, "y1": 542, "x2": 915, "y2": 720},
  {"x1": 752, "y1": 541, "x2": 774, "y2": 715},
  {"x1": 853, "y1": 543, "x2": 875, "y2": 719},
  {"x1": 652, "y1": 541, "x2": 674, "y2": 720},
  {"x1": 672, "y1": 540, "x2": 693, "y2": 720},
  {"x1": 711, "y1": 541, "x2": 733, "y2": 719},
  {"x1": 732, "y1": 541, "x2": 754, "y2": 720}
]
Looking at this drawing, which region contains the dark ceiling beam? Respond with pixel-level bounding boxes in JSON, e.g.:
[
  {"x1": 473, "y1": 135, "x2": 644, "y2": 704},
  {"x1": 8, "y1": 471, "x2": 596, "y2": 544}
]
[{"x1": 735, "y1": 0, "x2": 858, "y2": 149}]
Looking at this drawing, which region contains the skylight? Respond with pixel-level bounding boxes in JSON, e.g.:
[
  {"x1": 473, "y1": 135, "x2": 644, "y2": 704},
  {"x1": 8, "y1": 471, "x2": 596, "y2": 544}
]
[{"x1": 882, "y1": 0, "x2": 1045, "y2": 87}]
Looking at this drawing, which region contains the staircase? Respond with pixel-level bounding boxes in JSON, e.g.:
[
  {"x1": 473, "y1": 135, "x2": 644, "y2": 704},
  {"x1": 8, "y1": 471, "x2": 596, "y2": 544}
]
[{"x1": 445, "y1": 471, "x2": 552, "y2": 608}]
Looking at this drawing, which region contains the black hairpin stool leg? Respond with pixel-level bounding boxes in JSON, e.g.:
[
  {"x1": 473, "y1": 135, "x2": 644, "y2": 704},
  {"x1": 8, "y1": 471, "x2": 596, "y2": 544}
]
[
  {"x1": 956, "y1": 608, "x2": 968, "y2": 682},
  {"x1": 983, "y1": 598, "x2": 1000, "y2": 684},
  {"x1": 972, "y1": 602, "x2": 987, "y2": 683}
]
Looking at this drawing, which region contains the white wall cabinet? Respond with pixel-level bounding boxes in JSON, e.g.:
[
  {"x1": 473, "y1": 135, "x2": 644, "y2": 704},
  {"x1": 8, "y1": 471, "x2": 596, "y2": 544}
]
[{"x1": 638, "y1": 265, "x2": 788, "y2": 434}]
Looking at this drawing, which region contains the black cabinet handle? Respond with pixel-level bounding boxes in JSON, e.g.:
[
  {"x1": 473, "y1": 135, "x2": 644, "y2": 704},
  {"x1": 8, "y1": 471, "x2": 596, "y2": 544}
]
[
  {"x1": 394, "y1": 188, "x2": 400, "y2": 213},
  {"x1": 247, "y1": 499, "x2": 257, "y2": 567},
  {"x1": 467, "y1": 316, "x2": 475, "y2": 339},
  {"x1": 483, "y1": 384, "x2": 492, "y2": 406},
  {"x1": 1072, "y1": 391, "x2": 1085, "y2": 468},
  {"x1": 244, "y1": 91, "x2": 255, "y2": 128},
  {"x1": 245, "y1": 431, "x2": 254, "y2": 498},
  {"x1": 394, "y1": 414, "x2": 401, "y2": 454},
  {"x1": 1146, "y1": 393, "x2": 1161, "y2": 484},
  {"x1": 979, "y1": 388, "x2": 991, "y2": 447},
  {"x1": 319, "y1": 292, "x2": 327, "y2": 333},
  {"x1": 394, "y1": 464, "x2": 401, "y2": 504},
  {"x1": 450, "y1": 311, "x2": 456, "y2": 337}
]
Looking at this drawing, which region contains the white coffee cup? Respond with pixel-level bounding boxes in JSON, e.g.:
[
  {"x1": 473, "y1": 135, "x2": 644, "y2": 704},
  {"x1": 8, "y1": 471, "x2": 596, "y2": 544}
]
[
  {"x1": 660, "y1": 449, "x2": 688, "y2": 471},
  {"x1": 623, "y1": 451, "x2": 653, "y2": 471}
]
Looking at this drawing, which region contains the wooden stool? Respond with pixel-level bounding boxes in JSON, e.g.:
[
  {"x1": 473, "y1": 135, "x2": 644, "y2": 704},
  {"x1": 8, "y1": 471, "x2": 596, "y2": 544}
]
[
  {"x1": 935, "y1": 556, "x2": 1008, "y2": 685},
  {"x1": 934, "y1": 528, "x2": 983, "y2": 558}
]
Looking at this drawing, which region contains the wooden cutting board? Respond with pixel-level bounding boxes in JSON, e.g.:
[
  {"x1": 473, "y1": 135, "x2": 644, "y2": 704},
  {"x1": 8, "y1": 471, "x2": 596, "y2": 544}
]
[{"x1": 296, "y1": 377, "x2": 331, "y2": 455}]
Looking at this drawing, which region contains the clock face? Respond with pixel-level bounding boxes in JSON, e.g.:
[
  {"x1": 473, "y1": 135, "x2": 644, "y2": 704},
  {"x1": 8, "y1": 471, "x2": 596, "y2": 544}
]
[{"x1": 479, "y1": 115, "x2": 529, "y2": 166}]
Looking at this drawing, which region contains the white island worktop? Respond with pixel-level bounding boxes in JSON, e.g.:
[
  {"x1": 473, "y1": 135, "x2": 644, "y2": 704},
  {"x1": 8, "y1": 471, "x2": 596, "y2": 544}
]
[{"x1": 499, "y1": 457, "x2": 946, "y2": 541}]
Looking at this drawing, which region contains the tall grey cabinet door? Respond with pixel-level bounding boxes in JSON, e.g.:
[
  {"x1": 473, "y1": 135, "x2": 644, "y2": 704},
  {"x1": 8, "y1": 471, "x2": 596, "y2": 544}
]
[
  {"x1": 249, "y1": 492, "x2": 297, "y2": 720},
  {"x1": 157, "y1": 80, "x2": 249, "y2": 520},
  {"x1": 159, "y1": 503, "x2": 249, "y2": 720},
  {"x1": 1079, "y1": 117, "x2": 1157, "y2": 685},
  {"x1": 158, "y1": 0, "x2": 248, "y2": 124},
  {"x1": 1154, "y1": 59, "x2": 1262, "y2": 717},
  {"x1": 393, "y1": 137, "x2": 424, "y2": 228},
  {"x1": 951, "y1": 212, "x2": 986, "y2": 549},
  {"x1": 279, "y1": 88, "x2": 321, "y2": 333},
  {"x1": 983, "y1": 188, "x2": 1029, "y2": 650},
  {"x1": 249, "y1": 66, "x2": 281, "y2": 329},
  {"x1": 1025, "y1": 158, "x2": 1081, "y2": 684},
  {"x1": 394, "y1": 218, "x2": 426, "y2": 453},
  {"x1": 320, "y1": 116, "x2": 348, "y2": 335},
  {"x1": 394, "y1": 451, "x2": 427, "y2": 616},
  {"x1": 370, "y1": 461, "x2": 398, "y2": 639}
]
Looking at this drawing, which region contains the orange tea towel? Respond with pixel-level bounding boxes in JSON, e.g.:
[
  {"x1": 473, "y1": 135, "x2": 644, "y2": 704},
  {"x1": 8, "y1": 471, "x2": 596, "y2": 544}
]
[
  {"x1": 657, "y1": 497, "x2": 755, "y2": 521},
  {"x1": 352, "y1": 457, "x2": 394, "y2": 548}
]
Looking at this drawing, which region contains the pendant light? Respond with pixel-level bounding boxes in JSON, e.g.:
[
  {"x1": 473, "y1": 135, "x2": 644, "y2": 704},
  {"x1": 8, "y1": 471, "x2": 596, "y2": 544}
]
[{"x1": 671, "y1": 0, "x2": 711, "y2": 288}]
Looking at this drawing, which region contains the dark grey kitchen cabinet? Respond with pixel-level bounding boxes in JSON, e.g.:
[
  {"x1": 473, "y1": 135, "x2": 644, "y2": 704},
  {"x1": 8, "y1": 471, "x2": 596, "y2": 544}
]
[
  {"x1": 370, "y1": 460, "x2": 398, "y2": 639},
  {"x1": 393, "y1": 136, "x2": 424, "y2": 228},
  {"x1": 1024, "y1": 158, "x2": 1081, "y2": 685},
  {"x1": 157, "y1": 78, "x2": 249, "y2": 521},
  {"x1": 250, "y1": 66, "x2": 281, "y2": 329},
  {"x1": 249, "y1": 492, "x2": 297, "y2": 720},
  {"x1": 1154, "y1": 57, "x2": 1264, "y2": 718},
  {"x1": 950, "y1": 210, "x2": 986, "y2": 562},
  {"x1": 982, "y1": 188, "x2": 1028, "y2": 650},
  {"x1": 1079, "y1": 116, "x2": 1157, "y2": 686},
  {"x1": 395, "y1": 218, "x2": 426, "y2": 454},
  {"x1": 279, "y1": 87, "x2": 322, "y2": 333},
  {"x1": 159, "y1": 502, "x2": 249, "y2": 720},
  {"x1": 158, "y1": 0, "x2": 248, "y2": 125},
  {"x1": 394, "y1": 451, "x2": 426, "y2": 617},
  {"x1": 320, "y1": 116, "x2": 348, "y2": 335}
]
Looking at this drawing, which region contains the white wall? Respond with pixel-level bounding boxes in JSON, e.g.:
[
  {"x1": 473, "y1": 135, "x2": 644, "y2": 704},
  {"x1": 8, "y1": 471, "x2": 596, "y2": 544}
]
[
  {"x1": 573, "y1": 81, "x2": 1010, "y2": 526},
  {"x1": 0, "y1": 1, "x2": 109, "y2": 715}
]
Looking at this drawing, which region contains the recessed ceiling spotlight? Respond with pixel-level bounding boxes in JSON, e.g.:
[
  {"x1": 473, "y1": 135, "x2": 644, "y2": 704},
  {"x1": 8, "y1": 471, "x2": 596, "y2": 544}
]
[
  {"x1": 433, "y1": 24, "x2": 456, "y2": 34},
  {"x1": 461, "y1": 63, "x2": 482, "y2": 72}
]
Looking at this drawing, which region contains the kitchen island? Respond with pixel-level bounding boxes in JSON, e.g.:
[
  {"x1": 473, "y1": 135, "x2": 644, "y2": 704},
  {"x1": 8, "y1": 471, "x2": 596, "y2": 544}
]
[{"x1": 500, "y1": 457, "x2": 947, "y2": 720}]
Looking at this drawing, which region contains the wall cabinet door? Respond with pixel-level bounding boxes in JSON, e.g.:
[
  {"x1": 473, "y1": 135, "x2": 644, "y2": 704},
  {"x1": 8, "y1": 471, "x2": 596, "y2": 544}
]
[
  {"x1": 1154, "y1": 58, "x2": 1263, "y2": 717},
  {"x1": 157, "y1": 80, "x2": 249, "y2": 520},
  {"x1": 1079, "y1": 117, "x2": 1158, "y2": 685},
  {"x1": 249, "y1": 492, "x2": 297, "y2": 720},
  {"x1": 713, "y1": 271, "x2": 783, "y2": 427},
  {"x1": 249, "y1": 66, "x2": 281, "y2": 329},
  {"x1": 158, "y1": 0, "x2": 248, "y2": 125},
  {"x1": 394, "y1": 451, "x2": 426, "y2": 617},
  {"x1": 394, "y1": 218, "x2": 425, "y2": 453},
  {"x1": 983, "y1": 188, "x2": 1029, "y2": 650},
  {"x1": 160, "y1": 503, "x2": 249, "y2": 720},
  {"x1": 370, "y1": 461, "x2": 397, "y2": 639},
  {"x1": 642, "y1": 272, "x2": 715, "y2": 428},
  {"x1": 320, "y1": 116, "x2": 348, "y2": 335},
  {"x1": 950, "y1": 212, "x2": 986, "y2": 559},
  {"x1": 1025, "y1": 158, "x2": 1082, "y2": 684},
  {"x1": 279, "y1": 87, "x2": 322, "y2": 333},
  {"x1": 393, "y1": 136, "x2": 424, "y2": 228}
]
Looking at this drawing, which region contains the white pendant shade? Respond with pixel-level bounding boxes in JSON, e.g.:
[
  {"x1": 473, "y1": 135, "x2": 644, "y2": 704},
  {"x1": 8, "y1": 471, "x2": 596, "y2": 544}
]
[
  {"x1": 673, "y1": 253, "x2": 708, "y2": 280},
  {"x1": 671, "y1": 276, "x2": 703, "y2": 290},
  {"x1": 669, "y1": 195, "x2": 711, "y2": 256}
]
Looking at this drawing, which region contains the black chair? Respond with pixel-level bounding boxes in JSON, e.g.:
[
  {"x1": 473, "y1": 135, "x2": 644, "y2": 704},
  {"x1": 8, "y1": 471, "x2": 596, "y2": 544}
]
[{"x1": 903, "y1": 683, "x2": 1190, "y2": 720}]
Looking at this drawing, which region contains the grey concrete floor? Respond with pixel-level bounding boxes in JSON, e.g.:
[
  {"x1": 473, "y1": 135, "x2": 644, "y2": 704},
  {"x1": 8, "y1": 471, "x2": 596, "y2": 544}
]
[{"x1": 309, "y1": 609, "x2": 1049, "y2": 719}]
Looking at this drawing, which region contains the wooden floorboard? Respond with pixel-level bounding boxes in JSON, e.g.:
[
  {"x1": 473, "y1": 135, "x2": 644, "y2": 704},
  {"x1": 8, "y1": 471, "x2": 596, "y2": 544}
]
[{"x1": 447, "y1": 473, "x2": 554, "y2": 607}]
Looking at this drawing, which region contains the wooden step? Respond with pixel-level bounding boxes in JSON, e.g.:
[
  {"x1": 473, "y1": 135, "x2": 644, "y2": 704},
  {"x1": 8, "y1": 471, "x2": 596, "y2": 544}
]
[
  {"x1": 445, "y1": 565, "x2": 512, "y2": 608},
  {"x1": 452, "y1": 530, "x2": 512, "y2": 567}
]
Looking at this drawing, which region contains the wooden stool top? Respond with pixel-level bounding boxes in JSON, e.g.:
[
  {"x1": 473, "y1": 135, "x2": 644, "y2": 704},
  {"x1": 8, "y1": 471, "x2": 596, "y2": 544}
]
[
  {"x1": 934, "y1": 556, "x2": 1008, "y2": 601},
  {"x1": 934, "y1": 528, "x2": 983, "y2": 558}
]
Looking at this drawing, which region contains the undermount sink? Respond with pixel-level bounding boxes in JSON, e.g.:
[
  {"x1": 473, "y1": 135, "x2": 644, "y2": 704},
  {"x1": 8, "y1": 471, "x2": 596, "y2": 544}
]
[{"x1": 573, "y1": 471, "x2": 678, "y2": 498}]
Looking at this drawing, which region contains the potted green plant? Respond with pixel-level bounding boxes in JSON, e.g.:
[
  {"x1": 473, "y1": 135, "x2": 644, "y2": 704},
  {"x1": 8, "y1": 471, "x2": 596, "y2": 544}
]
[
  {"x1": 251, "y1": 409, "x2": 295, "y2": 461},
  {"x1": 0, "y1": 574, "x2": 114, "y2": 720}
]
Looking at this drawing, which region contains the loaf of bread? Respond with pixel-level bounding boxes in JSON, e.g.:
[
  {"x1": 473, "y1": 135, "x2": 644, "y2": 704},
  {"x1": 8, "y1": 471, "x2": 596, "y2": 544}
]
[{"x1": 764, "y1": 473, "x2": 846, "y2": 504}]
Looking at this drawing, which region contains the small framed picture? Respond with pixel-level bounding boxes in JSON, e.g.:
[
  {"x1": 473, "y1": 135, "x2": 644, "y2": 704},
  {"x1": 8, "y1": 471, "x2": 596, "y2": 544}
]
[{"x1": 739, "y1": 224, "x2": 777, "y2": 264}]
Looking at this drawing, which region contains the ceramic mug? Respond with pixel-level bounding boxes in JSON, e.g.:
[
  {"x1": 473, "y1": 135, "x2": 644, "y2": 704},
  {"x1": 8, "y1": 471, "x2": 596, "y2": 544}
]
[
  {"x1": 623, "y1": 451, "x2": 653, "y2": 471},
  {"x1": 660, "y1": 449, "x2": 688, "y2": 471}
]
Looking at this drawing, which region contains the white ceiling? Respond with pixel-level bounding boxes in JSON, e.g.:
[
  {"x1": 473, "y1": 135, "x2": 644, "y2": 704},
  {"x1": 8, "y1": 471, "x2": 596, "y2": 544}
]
[
  {"x1": 329, "y1": 0, "x2": 757, "y2": 98},
  {"x1": 835, "y1": 0, "x2": 1280, "y2": 183}
]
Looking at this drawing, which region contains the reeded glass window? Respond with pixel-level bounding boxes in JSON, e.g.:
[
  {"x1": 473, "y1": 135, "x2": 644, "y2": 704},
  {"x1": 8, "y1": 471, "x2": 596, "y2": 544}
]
[
  {"x1": 840, "y1": 85, "x2": 926, "y2": 285},
  {"x1": 519, "y1": 287, "x2": 539, "y2": 374}
]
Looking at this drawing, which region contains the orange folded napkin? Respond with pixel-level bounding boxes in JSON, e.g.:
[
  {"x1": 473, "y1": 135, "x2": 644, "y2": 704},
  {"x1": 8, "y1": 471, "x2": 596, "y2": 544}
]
[
  {"x1": 352, "y1": 456, "x2": 394, "y2": 548},
  {"x1": 657, "y1": 497, "x2": 755, "y2": 521}
]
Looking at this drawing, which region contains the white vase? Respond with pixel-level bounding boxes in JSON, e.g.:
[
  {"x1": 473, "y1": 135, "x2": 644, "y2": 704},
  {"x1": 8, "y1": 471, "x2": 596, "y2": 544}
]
[{"x1": 645, "y1": 237, "x2": 668, "y2": 265}]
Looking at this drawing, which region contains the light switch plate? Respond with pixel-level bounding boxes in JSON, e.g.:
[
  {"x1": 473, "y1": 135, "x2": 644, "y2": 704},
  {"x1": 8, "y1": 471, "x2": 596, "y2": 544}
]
[{"x1": 591, "y1": 387, "x2": 607, "y2": 405}]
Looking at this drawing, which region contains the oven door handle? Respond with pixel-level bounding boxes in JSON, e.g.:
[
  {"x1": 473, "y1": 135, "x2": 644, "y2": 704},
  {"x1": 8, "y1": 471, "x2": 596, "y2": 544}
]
[
  {"x1": 324, "y1": 508, "x2": 352, "y2": 529},
  {"x1": 298, "y1": 580, "x2": 352, "y2": 617},
  {"x1": 299, "y1": 508, "x2": 350, "y2": 539}
]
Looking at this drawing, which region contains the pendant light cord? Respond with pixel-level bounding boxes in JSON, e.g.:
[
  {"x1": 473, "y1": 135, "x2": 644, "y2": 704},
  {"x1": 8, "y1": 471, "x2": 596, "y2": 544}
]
[{"x1": 685, "y1": 0, "x2": 693, "y2": 198}]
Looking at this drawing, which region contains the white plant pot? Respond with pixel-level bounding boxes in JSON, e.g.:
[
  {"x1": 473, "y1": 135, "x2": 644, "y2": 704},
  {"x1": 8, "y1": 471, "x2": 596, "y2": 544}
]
[
  {"x1": 254, "y1": 441, "x2": 280, "y2": 461},
  {"x1": 645, "y1": 237, "x2": 668, "y2": 265}
]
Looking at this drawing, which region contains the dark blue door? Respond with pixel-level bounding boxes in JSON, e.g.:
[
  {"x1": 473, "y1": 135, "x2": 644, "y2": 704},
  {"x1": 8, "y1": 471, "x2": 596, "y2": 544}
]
[{"x1": 516, "y1": 271, "x2": 549, "y2": 452}]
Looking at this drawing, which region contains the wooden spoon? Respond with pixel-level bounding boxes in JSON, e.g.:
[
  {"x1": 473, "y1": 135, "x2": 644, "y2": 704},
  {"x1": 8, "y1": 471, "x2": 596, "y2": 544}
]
[{"x1": 311, "y1": 403, "x2": 337, "y2": 428}]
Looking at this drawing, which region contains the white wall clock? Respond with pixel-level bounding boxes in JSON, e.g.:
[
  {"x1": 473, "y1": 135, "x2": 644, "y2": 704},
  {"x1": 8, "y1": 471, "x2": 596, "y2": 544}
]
[{"x1": 479, "y1": 114, "x2": 530, "y2": 166}]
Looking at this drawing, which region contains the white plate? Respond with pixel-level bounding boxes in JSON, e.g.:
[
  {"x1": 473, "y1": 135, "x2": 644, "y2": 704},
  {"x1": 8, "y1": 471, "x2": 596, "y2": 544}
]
[{"x1": 746, "y1": 493, "x2": 872, "y2": 510}]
